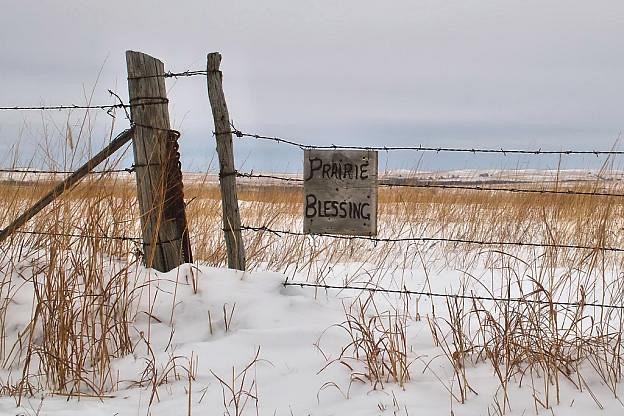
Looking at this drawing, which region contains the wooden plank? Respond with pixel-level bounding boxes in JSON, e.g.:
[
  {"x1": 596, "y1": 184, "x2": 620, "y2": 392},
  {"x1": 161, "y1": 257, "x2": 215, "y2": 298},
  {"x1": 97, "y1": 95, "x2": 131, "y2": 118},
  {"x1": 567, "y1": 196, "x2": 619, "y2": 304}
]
[
  {"x1": 0, "y1": 128, "x2": 134, "y2": 244},
  {"x1": 126, "y1": 51, "x2": 192, "y2": 272},
  {"x1": 206, "y1": 52, "x2": 246, "y2": 271},
  {"x1": 303, "y1": 149, "x2": 378, "y2": 236}
]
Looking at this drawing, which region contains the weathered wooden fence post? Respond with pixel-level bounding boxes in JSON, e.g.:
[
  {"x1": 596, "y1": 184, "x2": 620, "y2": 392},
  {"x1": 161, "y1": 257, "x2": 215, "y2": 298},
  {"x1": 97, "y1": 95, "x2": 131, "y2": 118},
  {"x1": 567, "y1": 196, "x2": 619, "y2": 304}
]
[
  {"x1": 206, "y1": 52, "x2": 246, "y2": 271},
  {"x1": 0, "y1": 128, "x2": 134, "y2": 244},
  {"x1": 126, "y1": 50, "x2": 192, "y2": 272}
]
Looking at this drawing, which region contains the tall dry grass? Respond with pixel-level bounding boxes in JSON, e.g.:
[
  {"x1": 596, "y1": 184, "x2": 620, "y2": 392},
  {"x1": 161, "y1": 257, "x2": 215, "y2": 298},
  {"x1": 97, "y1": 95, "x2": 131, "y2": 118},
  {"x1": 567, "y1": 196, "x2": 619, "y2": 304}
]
[{"x1": 1, "y1": 117, "x2": 624, "y2": 412}]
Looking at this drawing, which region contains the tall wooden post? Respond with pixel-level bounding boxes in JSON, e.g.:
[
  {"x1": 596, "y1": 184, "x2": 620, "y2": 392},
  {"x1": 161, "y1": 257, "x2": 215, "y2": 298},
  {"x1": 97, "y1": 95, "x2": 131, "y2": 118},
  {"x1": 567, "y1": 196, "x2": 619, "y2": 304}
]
[
  {"x1": 206, "y1": 52, "x2": 246, "y2": 271},
  {"x1": 126, "y1": 50, "x2": 192, "y2": 272}
]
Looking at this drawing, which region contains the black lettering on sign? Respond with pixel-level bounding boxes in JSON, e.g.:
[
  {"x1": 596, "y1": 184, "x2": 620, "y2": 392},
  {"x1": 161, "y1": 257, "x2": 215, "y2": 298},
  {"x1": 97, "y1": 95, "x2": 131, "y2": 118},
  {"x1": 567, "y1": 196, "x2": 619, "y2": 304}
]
[
  {"x1": 304, "y1": 149, "x2": 377, "y2": 236},
  {"x1": 305, "y1": 194, "x2": 317, "y2": 218},
  {"x1": 305, "y1": 194, "x2": 373, "y2": 220},
  {"x1": 305, "y1": 158, "x2": 370, "y2": 181},
  {"x1": 307, "y1": 157, "x2": 323, "y2": 181},
  {"x1": 339, "y1": 202, "x2": 347, "y2": 218}
]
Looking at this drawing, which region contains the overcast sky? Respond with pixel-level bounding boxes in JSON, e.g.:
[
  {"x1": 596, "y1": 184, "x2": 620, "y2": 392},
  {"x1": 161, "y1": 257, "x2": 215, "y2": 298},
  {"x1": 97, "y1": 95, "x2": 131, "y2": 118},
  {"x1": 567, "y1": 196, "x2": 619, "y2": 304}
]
[{"x1": 1, "y1": 1, "x2": 623, "y2": 172}]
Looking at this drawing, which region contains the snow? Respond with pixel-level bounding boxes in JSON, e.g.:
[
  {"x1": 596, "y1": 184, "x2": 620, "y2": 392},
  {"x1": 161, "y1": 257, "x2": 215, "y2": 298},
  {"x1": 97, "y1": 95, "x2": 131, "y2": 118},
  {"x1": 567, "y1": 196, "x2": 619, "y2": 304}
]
[{"x1": 0, "y1": 261, "x2": 622, "y2": 415}]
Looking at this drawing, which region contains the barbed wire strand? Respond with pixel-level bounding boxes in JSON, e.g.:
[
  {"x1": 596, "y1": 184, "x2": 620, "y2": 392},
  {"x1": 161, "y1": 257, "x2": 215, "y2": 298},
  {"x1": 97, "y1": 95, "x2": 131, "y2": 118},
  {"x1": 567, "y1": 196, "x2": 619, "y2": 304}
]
[
  {"x1": 0, "y1": 167, "x2": 135, "y2": 175},
  {"x1": 12, "y1": 169, "x2": 621, "y2": 200},
  {"x1": 282, "y1": 281, "x2": 624, "y2": 310},
  {"x1": 234, "y1": 171, "x2": 624, "y2": 198},
  {"x1": 0, "y1": 104, "x2": 126, "y2": 111},
  {"x1": 11, "y1": 229, "x2": 142, "y2": 242},
  {"x1": 0, "y1": 119, "x2": 184, "y2": 176},
  {"x1": 2, "y1": 69, "x2": 206, "y2": 110},
  {"x1": 127, "y1": 70, "x2": 208, "y2": 80},
  {"x1": 226, "y1": 128, "x2": 624, "y2": 156},
  {"x1": 379, "y1": 181, "x2": 624, "y2": 198},
  {"x1": 0, "y1": 100, "x2": 168, "y2": 112},
  {"x1": 240, "y1": 225, "x2": 624, "y2": 253}
]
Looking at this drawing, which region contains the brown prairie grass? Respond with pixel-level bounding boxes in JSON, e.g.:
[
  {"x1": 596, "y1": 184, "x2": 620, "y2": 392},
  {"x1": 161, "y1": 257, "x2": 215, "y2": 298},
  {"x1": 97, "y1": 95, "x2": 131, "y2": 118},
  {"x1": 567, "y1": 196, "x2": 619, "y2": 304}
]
[
  {"x1": 0, "y1": 134, "x2": 623, "y2": 411},
  {"x1": 331, "y1": 294, "x2": 412, "y2": 390}
]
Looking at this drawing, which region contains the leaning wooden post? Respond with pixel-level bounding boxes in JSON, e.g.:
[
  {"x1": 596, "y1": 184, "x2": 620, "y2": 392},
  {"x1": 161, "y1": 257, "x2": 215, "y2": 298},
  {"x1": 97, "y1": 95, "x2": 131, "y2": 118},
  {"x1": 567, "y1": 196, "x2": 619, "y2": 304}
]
[
  {"x1": 206, "y1": 52, "x2": 246, "y2": 270},
  {"x1": 0, "y1": 128, "x2": 134, "y2": 244},
  {"x1": 126, "y1": 50, "x2": 193, "y2": 272}
]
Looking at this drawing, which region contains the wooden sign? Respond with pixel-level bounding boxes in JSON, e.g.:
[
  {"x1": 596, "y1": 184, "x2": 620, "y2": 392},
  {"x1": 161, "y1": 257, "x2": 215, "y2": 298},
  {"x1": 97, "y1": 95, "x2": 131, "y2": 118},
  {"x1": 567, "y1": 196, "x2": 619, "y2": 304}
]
[{"x1": 304, "y1": 149, "x2": 378, "y2": 236}]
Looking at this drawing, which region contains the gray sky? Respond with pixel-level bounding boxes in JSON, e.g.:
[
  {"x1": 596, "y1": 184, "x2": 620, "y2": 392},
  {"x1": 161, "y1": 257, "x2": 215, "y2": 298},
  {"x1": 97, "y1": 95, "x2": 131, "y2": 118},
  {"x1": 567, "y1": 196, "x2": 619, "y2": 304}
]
[{"x1": 1, "y1": 0, "x2": 623, "y2": 172}]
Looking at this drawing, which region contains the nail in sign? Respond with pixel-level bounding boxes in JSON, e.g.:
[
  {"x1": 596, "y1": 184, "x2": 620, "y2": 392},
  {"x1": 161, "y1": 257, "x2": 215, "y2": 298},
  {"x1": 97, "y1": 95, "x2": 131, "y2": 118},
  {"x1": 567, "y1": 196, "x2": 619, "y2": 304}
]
[{"x1": 303, "y1": 149, "x2": 378, "y2": 236}]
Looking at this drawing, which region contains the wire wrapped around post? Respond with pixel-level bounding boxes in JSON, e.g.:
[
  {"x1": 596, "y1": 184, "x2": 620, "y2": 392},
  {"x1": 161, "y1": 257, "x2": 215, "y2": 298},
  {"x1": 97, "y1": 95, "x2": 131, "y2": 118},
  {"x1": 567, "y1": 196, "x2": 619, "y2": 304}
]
[{"x1": 163, "y1": 129, "x2": 193, "y2": 263}]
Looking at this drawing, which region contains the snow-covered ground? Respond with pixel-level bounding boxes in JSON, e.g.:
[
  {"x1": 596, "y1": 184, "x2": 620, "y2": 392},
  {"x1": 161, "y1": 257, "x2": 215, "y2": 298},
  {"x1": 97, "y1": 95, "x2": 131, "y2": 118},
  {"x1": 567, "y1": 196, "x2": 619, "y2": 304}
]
[
  {"x1": 0, "y1": 168, "x2": 622, "y2": 415},
  {"x1": 1, "y1": 261, "x2": 622, "y2": 416}
]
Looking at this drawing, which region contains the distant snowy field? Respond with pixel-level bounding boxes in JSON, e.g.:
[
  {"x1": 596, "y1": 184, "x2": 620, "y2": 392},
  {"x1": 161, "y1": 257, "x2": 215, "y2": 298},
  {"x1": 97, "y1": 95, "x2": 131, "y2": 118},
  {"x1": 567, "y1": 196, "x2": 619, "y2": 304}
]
[
  {"x1": 2, "y1": 169, "x2": 623, "y2": 186},
  {"x1": 187, "y1": 169, "x2": 624, "y2": 185}
]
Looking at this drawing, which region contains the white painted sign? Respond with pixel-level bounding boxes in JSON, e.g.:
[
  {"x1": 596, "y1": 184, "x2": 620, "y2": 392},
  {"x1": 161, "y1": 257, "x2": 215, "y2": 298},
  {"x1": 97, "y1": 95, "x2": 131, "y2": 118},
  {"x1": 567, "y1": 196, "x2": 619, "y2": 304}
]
[{"x1": 303, "y1": 149, "x2": 378, "y2": 236}]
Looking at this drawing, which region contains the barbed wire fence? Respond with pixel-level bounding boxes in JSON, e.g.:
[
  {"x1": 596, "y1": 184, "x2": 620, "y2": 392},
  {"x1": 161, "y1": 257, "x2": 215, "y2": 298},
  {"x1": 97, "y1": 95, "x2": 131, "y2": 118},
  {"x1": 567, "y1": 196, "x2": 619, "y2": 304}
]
[
  {"x1": 217, "y1": 122, "x2": 624, "y2": 309},
  {"x1": 3, "y1": 56, "x2": 624, "y2": 307},
  {"x1": 0, "y1": 62, "x2": 207, "y2": 260}
]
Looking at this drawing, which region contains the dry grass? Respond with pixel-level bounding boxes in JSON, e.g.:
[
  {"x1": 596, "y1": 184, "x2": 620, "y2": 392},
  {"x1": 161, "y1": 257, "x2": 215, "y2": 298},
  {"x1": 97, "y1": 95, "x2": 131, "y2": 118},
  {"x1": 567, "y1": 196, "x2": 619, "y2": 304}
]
[
  {"x1": 329, "y1": 294, "x2": 412, "y2": 390},
  {"x1": 210, "y1": 347, "x2": 261, "y2": 416},
  {"x1": 1, "y1": 121, "x2": 624, "y2": 412}
]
